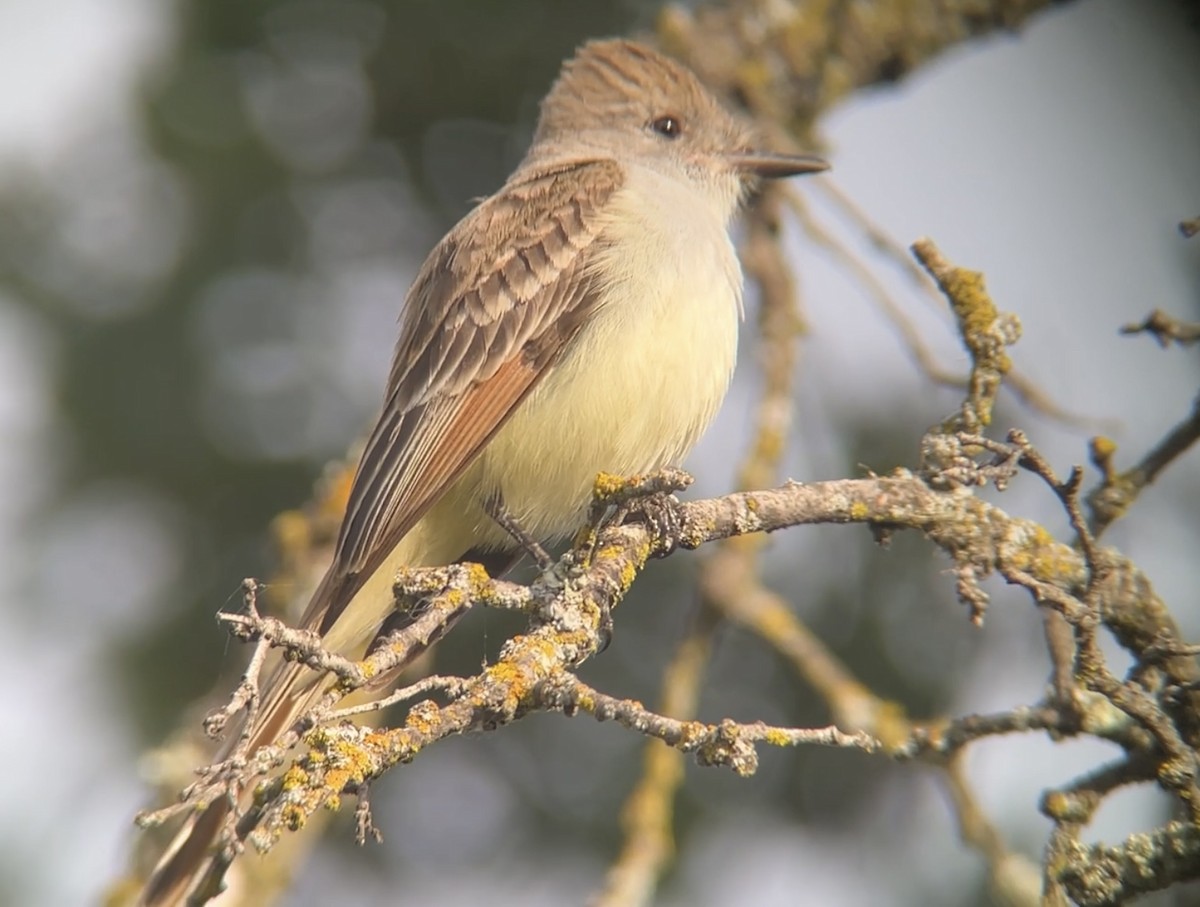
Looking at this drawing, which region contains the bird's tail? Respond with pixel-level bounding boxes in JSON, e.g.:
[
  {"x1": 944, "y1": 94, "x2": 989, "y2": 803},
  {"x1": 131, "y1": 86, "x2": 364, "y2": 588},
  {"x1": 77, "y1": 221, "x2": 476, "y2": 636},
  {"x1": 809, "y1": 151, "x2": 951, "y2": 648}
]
[
  {"x1": 137, "y1": 651, "x2": 332, "y2": 906},
  {"x1": 137, "y1": 560, "x2": 359, "y2": 907},
  {"x1": 137, "y1": 530, "x2": 504, "y2": 905}
]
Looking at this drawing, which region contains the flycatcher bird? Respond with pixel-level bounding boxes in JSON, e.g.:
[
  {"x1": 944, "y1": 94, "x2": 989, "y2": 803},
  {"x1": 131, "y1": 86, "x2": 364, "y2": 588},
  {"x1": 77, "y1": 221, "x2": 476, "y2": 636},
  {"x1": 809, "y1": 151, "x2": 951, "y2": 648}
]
[{"x1": 140, "y1": 38, "x2": 827, "y2": 905}]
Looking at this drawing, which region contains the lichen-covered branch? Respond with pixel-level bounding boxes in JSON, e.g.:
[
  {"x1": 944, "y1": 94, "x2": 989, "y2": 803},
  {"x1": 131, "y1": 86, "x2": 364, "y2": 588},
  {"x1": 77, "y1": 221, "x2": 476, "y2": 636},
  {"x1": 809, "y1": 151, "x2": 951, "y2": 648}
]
[
  {"x1": 534, "y1": 673, "x2": 881, "y2": 773},
  {"x1": 1121, "y1": 308, "x2": 1200, "y2": 348},
  {"x1": 127, "y1": 228, "x2": 1200, "y2": 907},
  {"x1": 1055, "y1": 821, "x2": 1200, "y2": 906},
  {"x1": 138, "y1": 458, "x2": 1194, "y2": 893},
  {"x1": 658, "y1": 0, "x2": 1061, "y2": 134}
]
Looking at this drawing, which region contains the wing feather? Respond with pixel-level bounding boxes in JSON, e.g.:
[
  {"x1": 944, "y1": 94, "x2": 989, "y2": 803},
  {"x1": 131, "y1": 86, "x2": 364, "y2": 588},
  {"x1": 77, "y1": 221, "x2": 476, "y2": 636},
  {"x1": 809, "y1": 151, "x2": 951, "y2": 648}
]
[{"x1": 305, "y1": 157, "x2": 623, "y2": 634}]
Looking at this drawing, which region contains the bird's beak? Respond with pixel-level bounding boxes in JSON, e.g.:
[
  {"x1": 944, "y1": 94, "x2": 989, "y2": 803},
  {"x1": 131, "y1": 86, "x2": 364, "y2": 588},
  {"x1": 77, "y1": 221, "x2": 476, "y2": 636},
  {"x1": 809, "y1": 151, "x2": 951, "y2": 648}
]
[{"x1": 726, "y1": 152, "x2": 829, "y2": 179}]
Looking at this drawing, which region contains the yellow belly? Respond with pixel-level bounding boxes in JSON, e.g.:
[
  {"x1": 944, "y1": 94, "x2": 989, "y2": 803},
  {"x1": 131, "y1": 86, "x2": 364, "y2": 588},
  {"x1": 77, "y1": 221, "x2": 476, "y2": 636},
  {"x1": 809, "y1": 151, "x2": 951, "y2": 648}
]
[{"x1": 426, "y1": 170, "x2": 742, "y2": 556}]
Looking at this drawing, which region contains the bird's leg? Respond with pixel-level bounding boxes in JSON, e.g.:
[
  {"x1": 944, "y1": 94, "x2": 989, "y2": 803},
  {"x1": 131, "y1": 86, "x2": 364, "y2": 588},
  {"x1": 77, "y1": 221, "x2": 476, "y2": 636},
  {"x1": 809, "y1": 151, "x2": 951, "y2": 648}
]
[
  {"x1": 486, "y1": 492, "x2": 590, "y2": 654},
  {"x1": 483, "y1": 490, "x2": 554, "y2": 571}
]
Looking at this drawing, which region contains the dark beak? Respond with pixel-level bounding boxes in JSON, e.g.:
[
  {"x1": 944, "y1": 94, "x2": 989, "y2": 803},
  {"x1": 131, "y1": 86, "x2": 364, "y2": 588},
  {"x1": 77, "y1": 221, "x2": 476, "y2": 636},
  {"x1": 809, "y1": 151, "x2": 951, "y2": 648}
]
[{"x1": 727, "y1": 152, "x2": 829, "y2": 179}]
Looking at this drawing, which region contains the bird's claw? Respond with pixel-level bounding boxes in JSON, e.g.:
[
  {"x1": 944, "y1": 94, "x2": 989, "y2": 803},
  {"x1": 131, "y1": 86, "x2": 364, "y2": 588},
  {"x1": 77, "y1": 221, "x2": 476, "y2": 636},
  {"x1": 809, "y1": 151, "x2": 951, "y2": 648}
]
[{"x1": 620, "y1": 490, "x2": 685, "y2": 557}]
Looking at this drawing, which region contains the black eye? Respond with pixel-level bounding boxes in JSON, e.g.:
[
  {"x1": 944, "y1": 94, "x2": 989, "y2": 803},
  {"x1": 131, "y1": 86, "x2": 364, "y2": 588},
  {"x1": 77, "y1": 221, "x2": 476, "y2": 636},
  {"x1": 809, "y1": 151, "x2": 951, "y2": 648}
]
[{"x1": 650, "y1": 115, "x2": 682, "y2": 139}]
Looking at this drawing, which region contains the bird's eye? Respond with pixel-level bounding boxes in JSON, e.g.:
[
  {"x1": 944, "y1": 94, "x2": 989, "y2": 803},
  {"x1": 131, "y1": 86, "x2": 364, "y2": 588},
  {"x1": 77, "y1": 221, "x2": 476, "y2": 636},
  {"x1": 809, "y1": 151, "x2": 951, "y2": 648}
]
[{"x1": 649, "y1": 115, "x2": 683, "y2": 139}]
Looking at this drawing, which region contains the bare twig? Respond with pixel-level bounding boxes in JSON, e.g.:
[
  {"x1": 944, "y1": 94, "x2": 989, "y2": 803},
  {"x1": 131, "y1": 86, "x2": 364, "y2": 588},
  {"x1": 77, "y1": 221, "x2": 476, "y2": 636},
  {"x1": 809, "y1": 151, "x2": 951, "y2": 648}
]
[
  {"x1": 536, "y1": 672, "x2": 882, "y2": 772},
  {"x1": 1088, "y1": 394, "x2": 1200, "y2": 537},
  {"x1": 1120, "y1": 308, "x2": 1200, "y2": 347},
  {"x1": 898, "y1": 705, "x2": 1065, "y2": 760},
  {"x1": 202, "y1": 579, "x2": 272, "y2": 743}
]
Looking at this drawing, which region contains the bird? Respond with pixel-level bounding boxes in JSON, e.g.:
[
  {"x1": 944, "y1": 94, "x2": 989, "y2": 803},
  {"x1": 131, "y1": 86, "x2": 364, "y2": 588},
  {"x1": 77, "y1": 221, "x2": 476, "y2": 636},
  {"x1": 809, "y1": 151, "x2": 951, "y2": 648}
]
[{"x1": 138, "y1": 37, "x2": 827, "y2": 905}]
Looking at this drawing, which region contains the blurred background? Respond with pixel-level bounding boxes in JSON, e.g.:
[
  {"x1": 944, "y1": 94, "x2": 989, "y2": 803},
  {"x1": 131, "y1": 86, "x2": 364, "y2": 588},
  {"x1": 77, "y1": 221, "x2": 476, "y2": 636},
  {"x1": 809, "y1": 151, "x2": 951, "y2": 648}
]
[{"x1": 0, "y1": 0, "x2": 1198, "y2": 905}]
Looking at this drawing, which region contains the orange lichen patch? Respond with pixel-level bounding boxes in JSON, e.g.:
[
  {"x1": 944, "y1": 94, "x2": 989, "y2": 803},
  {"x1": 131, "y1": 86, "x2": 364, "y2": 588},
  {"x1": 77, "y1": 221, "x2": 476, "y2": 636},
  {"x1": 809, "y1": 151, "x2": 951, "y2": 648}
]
[
  {"x1": 279, "y1": 766, "x2": 310, "y2": 792},
  {"x1": 592, "y1": 471, "x2": 632, "y2": 500},
  {"x1": 403, "y1": 700, "x2": 443, "y2": 737},
  {"x1": 465, "y1": 561, "x2": 496, "y2": 596},
  {"x1": 593, "y1": 537, "x2": 653, "y2": 594},
  {"x1": 1090, "y1": 435, "x2": 1118, "y2": 465}
]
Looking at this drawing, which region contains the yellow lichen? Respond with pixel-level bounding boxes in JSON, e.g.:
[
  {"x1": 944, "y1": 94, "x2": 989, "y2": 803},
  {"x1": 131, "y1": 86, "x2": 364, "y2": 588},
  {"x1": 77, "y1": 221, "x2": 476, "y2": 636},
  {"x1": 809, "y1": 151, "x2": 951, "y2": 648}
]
[
  {"x1": 945, "y1": 269, "x2": 998, "y2": 344},
  {"x1": 1090, "y1": 435, "x2": 1118, "y2": 463},
  {"x1": 762, "y1": 727, "x2": 792, "y2": 747},
  {"x1": 281, "y1": 806, "x2": 306, "y2": 831},
  {"x1": 466, "y1": 562, "x2": 494, "y2": 601},
  {"x1": 323, "y1": 770, "x2": 350, "y2": 795},
  {"x1": 1041, "y1": 790, "x2": 1072, "y2": 821},
  {"x1": 574, "y1": 688, "x2": 597, "y2": 713},
  {"x1": 280, "y1": 767, "x2": 309, "y2": 791},
  {"x1": 405, "y1": 701, "x2": 442, "y2": 736},
  {"x1": 592, "y1": 472, "x2": 628, "y2": 500}
]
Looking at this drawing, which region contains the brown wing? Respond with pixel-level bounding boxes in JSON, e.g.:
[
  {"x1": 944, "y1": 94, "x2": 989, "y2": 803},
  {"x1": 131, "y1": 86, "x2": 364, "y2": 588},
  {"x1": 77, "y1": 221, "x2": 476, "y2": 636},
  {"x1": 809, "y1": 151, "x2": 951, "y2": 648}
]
[{"x1": 307, "y1": 157, "x2": 623, "y2": 634}]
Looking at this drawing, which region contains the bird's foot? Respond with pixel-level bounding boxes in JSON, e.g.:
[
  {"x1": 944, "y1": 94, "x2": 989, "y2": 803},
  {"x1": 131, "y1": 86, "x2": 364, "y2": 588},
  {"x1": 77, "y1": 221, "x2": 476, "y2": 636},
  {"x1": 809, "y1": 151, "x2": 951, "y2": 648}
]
[
  {"x1": 588, "y1": 468, "x2": 692, "y2": 558},
  {"x1": 621, "y1": 489, "x2": 686, "y2": 557}
]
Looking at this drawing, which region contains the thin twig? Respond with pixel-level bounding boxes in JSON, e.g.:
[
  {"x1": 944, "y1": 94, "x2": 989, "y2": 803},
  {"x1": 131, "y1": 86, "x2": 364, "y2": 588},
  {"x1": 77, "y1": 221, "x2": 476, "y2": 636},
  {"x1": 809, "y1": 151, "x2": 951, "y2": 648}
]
[
  {"x1": 1120, "y1": 308, "x2": 1200, "y2": 347},
  {"x1": 1088, "y1": 394, "x2": 1200, "y2": 537},
  {"x1": 536, "y1": 672, "x2": 883, "y2": 770}
]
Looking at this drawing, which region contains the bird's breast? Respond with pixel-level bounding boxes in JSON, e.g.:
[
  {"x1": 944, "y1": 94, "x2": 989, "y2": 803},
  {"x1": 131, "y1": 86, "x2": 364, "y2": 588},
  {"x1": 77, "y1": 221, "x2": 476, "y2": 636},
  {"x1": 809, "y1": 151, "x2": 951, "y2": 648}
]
[{"x1": 473, "y1": 170, "x2": 743, "y2": 541}]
